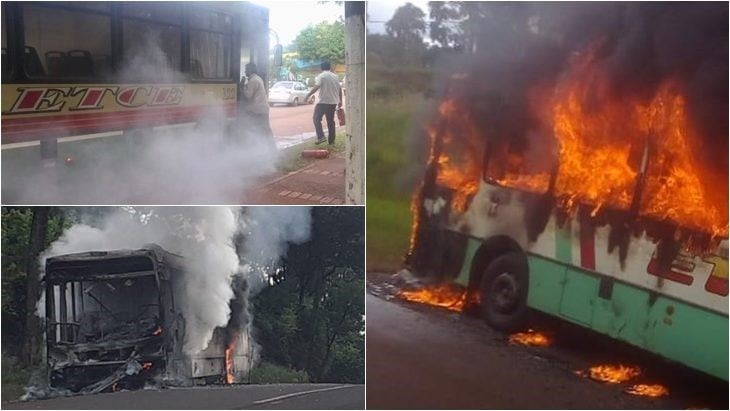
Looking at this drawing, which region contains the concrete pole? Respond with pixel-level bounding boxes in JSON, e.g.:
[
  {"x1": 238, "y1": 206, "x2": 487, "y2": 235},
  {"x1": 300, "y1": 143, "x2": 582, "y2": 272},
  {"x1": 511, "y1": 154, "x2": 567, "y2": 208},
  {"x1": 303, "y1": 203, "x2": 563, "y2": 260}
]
[{"x1": 344, "y1": 1, "x2": 365, "y2": 205}]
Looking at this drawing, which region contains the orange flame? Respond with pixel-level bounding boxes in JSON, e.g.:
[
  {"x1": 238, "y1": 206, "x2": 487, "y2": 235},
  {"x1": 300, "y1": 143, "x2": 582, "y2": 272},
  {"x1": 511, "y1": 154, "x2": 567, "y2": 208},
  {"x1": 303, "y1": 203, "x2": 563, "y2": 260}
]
[
  {"x1": 225, "y1": 333, "x2": 238, "y2": 384},
  {"x1": 421, "y1": 45, "x2": 727, "y2": 240},
  {"x1": 508, "y1": 329, "x2": 552, "y2": 347},
  {"x1": 399, "y1": 284, "x2": 468, "y2": 312},
  {"x1": 625, "y1": 383, "x2": 669, "y2": 398},
  {"x1": 576, "y1": 364, "x2": 642, "y2": 384},
  {"x1": 141, "y1": 362, "x2": 153, "y2": 370},
  {"x1": 152, "y1": 326, "x2": 162, "y2": 336}
]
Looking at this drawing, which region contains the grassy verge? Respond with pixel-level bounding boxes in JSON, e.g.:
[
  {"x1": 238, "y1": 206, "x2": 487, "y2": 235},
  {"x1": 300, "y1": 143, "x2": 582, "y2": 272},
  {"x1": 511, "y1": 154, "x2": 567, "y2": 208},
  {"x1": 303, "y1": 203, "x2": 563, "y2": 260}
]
[
  {"x1": 249, "y1": 362, "x2": 310, "y2": 384},
  {"x1": 2, "y1": 355, "x2": 31, "y2": 401},
  {"x1": 366, "y1": 94, "x2": 423, "y2": 272},
  {"x1": 278, "y1": 132, "x2": 346, "y2": 173}
]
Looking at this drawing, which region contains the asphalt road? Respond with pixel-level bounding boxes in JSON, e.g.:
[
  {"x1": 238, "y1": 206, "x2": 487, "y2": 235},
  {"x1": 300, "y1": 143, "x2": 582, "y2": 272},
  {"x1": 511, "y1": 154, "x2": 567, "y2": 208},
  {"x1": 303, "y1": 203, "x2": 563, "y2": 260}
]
[
  {"x1": 3, "y1": 384, "x2": 364, "y2": 410},
  {"x1": 366, "y1": 281, "x2": 728, "y2": 410},
  {"x1": 270, "y1": 103, "x2": 318, "y2": 138}
]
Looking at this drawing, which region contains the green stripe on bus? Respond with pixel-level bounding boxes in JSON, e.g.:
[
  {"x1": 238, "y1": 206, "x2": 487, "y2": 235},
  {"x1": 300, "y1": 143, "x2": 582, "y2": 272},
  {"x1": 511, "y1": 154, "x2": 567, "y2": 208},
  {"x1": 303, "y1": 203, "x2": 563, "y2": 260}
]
[
  {"x1": 556, "y1": 219, "x2": 572, "y2": 264},
  {"x1": 455, "y1": 238, "x2": 481, "y2": 287},
  {"x1": 528, "y1": 253, "x2": 728, "y2": 381}
]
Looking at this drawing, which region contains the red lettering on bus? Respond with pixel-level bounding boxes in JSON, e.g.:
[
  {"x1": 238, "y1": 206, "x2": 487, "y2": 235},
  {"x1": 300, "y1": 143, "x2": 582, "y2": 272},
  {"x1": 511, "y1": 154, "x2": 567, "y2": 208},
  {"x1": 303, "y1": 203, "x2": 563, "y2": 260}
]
[
  {"x1": 70, "y1": 87, "x2": 116, "y2": 110},
  {"x1": 7, "y1": 88, "x2": 69, "y2": 113},
  {"x1": 116, "y1": 87, "x2": 151, "y2": 108},
  {"x1": 149, "y1": 87, "x2": 184, "y2": 106}
]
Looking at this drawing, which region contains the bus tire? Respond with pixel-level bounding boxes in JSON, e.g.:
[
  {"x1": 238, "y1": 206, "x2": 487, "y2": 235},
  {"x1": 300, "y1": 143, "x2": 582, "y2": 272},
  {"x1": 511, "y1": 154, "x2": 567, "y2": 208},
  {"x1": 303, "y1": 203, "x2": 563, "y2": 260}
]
[{"x1": 478, "y1": 251, "x2": 529, "y2": 332}]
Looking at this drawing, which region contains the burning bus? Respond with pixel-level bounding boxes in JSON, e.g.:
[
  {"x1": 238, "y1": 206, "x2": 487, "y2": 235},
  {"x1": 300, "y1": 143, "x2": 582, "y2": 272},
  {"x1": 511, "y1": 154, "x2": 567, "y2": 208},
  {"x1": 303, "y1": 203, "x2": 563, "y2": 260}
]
[
  {"x1": 405, "y1": 5, "x2": 728, "y2": 382},
  {"x1": 42, "y1": 245, "x2": 252, "y2": 393},
  {"x1": 1, "y1": 1, "x2": 270, "y2": 157}
]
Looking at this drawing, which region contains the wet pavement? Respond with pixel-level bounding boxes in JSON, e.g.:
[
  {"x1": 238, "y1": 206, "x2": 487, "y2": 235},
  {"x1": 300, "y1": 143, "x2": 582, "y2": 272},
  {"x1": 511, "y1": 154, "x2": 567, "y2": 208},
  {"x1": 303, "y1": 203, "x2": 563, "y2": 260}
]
[
  {"x1": 366, "y1": 272, "x2": 728, "y2": 410},
  {"x1": 245, "y1": 155, "x2": 346, "y2": 205}
]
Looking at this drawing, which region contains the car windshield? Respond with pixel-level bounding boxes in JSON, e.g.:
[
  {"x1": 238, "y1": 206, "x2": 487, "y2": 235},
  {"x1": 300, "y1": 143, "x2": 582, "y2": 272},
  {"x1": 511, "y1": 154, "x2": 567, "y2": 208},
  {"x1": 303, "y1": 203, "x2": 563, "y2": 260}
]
[{"x1": 272, "y1": 82, "x2": 293, "y2": 90}]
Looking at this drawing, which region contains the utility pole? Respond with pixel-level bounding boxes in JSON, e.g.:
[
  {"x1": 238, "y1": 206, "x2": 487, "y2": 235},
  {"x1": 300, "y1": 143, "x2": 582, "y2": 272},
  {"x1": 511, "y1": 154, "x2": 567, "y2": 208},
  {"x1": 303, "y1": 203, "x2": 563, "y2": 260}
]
[{"x1": 344, "y1": 1, "x2": 365, "y2": 204}]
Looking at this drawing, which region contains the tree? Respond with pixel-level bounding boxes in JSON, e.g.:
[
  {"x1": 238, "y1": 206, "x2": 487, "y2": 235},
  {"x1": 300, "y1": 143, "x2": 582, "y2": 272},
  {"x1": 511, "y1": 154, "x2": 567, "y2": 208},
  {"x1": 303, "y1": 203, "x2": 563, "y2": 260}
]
[
  {"x1": 251, "y1": 207, "x2": 364, "y2": 383},
  {"x1": 23, "y1": 207, "x2": 50, "y2": 366},
  {"x1": 293, "y1": 20, "x2": 346, "y2": 64},
  {"x1": 1, "y1": 207, "x2": 69, "y2": 364},
  {"x1": 385, "y1": 3, "x2": 426, "y2": 52},
  {"x1": 428, "y1": 1, "x2": 464, "y2": 48}
]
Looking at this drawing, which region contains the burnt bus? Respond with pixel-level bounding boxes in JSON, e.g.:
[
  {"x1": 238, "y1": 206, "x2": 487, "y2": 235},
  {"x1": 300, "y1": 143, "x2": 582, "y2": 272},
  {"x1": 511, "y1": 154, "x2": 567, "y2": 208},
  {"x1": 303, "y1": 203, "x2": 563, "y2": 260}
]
[{"x1": 43, "y1": 245, "x2": 250, "y2": 393}]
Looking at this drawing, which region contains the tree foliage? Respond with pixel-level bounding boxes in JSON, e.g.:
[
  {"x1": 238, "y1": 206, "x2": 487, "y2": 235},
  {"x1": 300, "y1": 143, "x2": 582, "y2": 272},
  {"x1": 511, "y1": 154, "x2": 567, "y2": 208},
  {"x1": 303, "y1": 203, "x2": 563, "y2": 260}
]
[
  {"x1": 1, "y1": 207, "x2": 70, "y2": 360},
  {"x1": 252, "y1": 207, "x2": 364, "y2": 383},
  {"x1": 385, "y1": 2, "x2": 426, "y2": 45},
  {"x1": 293, "y1": 20, "x2": 346, "y2": 64}
]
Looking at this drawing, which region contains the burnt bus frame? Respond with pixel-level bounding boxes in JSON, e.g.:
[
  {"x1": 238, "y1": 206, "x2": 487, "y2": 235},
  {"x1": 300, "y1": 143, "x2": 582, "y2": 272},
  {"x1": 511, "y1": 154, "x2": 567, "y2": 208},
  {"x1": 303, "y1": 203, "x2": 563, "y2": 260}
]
[{"x1": 42, "y1": 247, "x2": 183, "y2": 391}]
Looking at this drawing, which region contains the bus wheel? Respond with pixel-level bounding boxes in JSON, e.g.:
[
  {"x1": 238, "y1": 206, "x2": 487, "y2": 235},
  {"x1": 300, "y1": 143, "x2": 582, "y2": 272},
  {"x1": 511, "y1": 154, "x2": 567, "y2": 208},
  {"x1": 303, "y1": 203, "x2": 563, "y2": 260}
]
[{"x1": 478, "y1": 252, "x2": 529, "y2": 332}]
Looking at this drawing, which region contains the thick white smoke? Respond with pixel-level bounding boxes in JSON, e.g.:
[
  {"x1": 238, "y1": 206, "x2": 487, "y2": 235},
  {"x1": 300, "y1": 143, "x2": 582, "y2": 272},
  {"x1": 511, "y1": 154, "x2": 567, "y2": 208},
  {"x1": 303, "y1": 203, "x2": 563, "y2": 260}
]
[{"x1": 238, "y1": 206, "x2": 313, "y2": 292}]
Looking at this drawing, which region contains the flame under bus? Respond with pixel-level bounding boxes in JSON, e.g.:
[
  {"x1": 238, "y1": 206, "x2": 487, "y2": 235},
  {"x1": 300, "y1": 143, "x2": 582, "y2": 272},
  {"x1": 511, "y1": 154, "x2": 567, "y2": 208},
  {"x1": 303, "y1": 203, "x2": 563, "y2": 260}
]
[
  {"x1": 43, "y1": 246, "x2": 251, "y2": 393},
  {"x1": 408, "y1": 97, "x2": 728, "y2": 381}
]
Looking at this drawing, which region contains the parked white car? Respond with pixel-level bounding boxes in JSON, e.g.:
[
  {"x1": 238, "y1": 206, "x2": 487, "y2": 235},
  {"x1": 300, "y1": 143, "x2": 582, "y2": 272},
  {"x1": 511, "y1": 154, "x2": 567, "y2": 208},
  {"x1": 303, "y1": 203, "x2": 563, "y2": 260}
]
[{"x1": 268, "y1": 81, "x2": 315, "y2": 106}]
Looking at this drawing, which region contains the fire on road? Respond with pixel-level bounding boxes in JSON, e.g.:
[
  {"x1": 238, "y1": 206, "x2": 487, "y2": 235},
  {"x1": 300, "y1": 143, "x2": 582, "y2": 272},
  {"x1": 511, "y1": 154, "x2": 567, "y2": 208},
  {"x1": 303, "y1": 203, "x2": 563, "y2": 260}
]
[{"x1": 366, "y1": 277, "x2": 728, "y2": 410}]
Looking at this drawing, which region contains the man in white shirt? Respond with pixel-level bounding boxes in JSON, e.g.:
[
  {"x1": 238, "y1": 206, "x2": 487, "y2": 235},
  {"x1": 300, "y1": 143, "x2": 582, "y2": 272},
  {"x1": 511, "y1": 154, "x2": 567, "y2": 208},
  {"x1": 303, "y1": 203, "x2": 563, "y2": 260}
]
[
  {"x1": 241, "y1": 63, "x2": 274, "y2": 142},
  {"x1": 305, "y1": 61, "x2": 342, "y2": 145}
]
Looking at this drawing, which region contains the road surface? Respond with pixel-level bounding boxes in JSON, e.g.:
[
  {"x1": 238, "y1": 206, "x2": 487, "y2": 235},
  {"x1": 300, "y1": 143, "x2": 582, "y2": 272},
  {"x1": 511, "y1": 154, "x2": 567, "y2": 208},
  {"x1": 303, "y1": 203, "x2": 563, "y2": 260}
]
[
  {"x1": 3, "y1": 384, "x2": 363, "y2": 410},
  {"x1": 366, "y1": 277, "x2": 727, "y2": 410},
  {"x1": 270, "y1": 103, "x2": 343, "y2": 149}
]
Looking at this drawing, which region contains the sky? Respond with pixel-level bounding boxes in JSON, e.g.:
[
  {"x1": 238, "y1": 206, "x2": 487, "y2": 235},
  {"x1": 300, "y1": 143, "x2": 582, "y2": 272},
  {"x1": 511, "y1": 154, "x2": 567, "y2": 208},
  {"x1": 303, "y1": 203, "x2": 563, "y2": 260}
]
[
  {"x1": 252, "y1": 1, "x2": 344, "y2": 48},
  {"x1": 366, "y1": 0, "x2": 430, "y2": 35}
]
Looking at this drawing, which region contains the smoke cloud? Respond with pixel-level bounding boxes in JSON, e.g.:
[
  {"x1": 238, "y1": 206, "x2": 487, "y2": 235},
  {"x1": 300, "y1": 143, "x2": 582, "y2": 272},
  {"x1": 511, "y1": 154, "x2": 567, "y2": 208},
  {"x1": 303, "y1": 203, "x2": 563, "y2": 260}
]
[{"x1": 430, "y1": 2, "x2": 728, "y2": 177}]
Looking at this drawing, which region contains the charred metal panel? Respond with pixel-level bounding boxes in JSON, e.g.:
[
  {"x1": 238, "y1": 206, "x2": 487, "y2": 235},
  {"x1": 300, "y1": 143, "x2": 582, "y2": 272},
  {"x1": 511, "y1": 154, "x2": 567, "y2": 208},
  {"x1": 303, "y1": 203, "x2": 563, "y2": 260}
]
[{"x1": 42, "y1": 245, "x2": 232, "y2": 393}]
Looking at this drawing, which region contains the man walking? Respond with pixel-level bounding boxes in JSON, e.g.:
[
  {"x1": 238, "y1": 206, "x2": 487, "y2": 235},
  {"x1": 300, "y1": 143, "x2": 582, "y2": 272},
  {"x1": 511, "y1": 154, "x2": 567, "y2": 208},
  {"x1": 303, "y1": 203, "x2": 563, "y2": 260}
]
[
  {"x1": 305, "y1": 61, "x2": 342, "y2": 145},
  {"x1": 241, "y1": 62, "x2": 274, "y2": 143}
]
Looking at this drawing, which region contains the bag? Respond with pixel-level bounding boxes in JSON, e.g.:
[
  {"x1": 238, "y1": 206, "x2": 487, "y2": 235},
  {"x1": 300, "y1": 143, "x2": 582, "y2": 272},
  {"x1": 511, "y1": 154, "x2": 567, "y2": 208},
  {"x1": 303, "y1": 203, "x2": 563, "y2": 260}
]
[{"x1": 337, "y1": 108, "x2": 346, "y2": 126}]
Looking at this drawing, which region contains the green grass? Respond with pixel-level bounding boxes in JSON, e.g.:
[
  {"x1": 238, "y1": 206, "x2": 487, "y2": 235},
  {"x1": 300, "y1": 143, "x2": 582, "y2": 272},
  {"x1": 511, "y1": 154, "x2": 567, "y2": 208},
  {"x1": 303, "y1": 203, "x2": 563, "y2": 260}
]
[
  {"x1": 366, "y1": 94, "x2": 424, "y2": 272},
  {"x1": 249, "y1": 362, "x2": 310, "y2": 384},
  {"x1": 367, "y1": 196, "x2": 412, "y2": 272},
  {"x1": 278, "y1": 132, "x2": 346, "y2": 173},
  {"x1": 2, "y1": 355, "x2": 31, "y2": 401}
]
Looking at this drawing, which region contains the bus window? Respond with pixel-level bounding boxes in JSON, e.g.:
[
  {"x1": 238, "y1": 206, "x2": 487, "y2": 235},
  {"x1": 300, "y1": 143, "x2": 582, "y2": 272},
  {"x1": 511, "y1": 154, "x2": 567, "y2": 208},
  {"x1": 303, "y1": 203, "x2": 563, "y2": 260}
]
[
  {"x1": 189, "y1": 9, "x2": 232, "y2": 80},
  {"x1": 190, "y1": 31, "x2": 231, "y2": 79},
  {"x1": 22, "y1": 4, "x2": 112, "y2": 79},
  {"x1": 483, "y1": 138, "x2": 555, "y2": 195},
  {"x1": 2, "y1": 3, "x2": 9, "y2": 82},
  {"x1": 122, "y1": 4, "x2": 182, "y2": 80}
]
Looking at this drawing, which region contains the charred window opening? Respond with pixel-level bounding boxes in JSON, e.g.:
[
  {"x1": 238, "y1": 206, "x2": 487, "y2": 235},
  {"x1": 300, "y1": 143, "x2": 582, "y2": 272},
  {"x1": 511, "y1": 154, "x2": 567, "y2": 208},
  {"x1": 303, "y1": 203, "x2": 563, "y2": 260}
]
[{"x1": 483, "y1": 138, "x2": 556, "y2": 195}]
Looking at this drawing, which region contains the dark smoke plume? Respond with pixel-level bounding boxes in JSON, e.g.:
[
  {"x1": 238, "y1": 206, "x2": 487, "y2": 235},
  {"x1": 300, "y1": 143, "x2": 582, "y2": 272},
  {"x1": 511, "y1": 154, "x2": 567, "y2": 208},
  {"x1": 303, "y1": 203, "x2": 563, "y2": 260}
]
[{"x1": 429, "y1": 1, "x2": 728, "y2": 180}]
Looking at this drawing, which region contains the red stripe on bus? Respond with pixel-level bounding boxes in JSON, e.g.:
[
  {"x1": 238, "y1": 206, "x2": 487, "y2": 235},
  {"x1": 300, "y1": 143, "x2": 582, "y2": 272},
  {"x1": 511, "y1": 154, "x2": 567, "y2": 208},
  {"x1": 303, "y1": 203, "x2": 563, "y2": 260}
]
[
  {"x1": 579, "y1": 223, "x2": 596, "y2": 270},
  {"x1": 646, "y1": 258, "x2": 694, "y2": 286},
  {"x1": 705, "y1": 276, "x2": 729, "y2": 296},
  {"x1": 2, "y1": 103, "x2": 236, "y2": 126},
  {"x1": 1, "y1": 104, "x2": 237, "y2": 144}
]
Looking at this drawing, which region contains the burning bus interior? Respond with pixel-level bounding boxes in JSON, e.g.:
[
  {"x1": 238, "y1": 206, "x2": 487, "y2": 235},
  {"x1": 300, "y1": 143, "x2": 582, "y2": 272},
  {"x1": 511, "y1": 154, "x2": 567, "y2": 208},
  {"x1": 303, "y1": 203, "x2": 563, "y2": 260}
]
[{"x1": 42, "y1": 246, "x2": 254, "y2": 395}]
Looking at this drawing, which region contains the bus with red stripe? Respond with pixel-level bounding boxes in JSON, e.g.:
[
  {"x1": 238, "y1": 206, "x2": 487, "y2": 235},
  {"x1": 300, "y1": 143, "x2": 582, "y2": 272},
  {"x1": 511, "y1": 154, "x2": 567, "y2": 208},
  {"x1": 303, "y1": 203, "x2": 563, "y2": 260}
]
[{"x1": 1, "y1": 1, "x2": 268, "y2": 149}]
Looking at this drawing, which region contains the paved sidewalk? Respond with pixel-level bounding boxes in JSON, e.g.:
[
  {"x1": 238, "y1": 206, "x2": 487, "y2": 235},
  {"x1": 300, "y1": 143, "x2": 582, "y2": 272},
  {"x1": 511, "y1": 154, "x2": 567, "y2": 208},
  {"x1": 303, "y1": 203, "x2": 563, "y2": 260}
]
[{"x1": 245, "y1": 154, "x2": 346, "y2": 205}]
